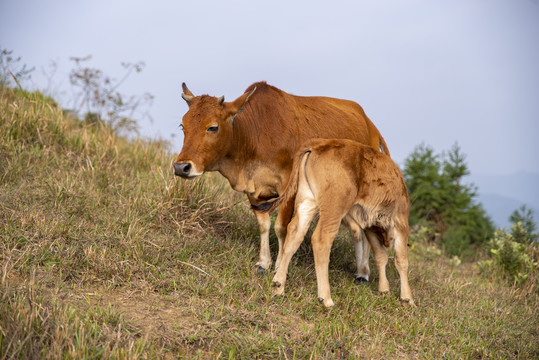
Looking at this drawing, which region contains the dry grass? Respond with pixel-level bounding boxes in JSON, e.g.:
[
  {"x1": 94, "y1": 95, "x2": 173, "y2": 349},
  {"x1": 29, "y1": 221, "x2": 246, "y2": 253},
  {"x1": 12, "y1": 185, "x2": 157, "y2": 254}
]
[{"x1": 1, "y1": 87, "x2": 537, "y2": 359}]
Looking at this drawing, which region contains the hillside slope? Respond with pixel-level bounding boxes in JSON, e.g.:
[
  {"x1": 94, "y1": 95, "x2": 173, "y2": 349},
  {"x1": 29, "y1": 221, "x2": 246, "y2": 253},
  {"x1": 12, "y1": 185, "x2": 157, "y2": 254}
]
[{"x1": 1, "y1": 88, "x2": 537, "y2": 359}]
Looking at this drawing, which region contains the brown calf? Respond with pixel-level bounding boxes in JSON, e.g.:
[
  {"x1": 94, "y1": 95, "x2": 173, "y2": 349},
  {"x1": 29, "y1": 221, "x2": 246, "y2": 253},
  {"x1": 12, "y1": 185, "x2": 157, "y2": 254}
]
[{"x1": 258, "y1": 138, "x2": 413, "y2": 307}]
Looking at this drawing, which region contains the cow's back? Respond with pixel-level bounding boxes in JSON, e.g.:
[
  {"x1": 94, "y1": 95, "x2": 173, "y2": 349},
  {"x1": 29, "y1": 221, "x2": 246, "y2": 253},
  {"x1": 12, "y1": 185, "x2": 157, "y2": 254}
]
[
  {"x1": 223, "y1": 82, "x2": 389, "y2": 200},
  {"x1": 235, "y1": 82, "x2": 388, "y2": 162}
]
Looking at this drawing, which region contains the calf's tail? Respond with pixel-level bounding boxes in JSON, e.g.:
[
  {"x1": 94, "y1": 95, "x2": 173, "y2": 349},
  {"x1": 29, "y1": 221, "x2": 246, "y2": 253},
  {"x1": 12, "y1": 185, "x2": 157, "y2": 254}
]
[{"x1": 251, "y1": 149, "x2": 311, "y2": 213}]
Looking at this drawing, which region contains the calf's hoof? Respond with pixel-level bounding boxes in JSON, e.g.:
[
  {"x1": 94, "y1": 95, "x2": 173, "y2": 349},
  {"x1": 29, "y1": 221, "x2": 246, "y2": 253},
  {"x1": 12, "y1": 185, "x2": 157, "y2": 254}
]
[
  {"x1": 318, "y1": 297, "x2": 334, "y2": 308},
  {"x1": 400, "y1": 298, "x2": 415, "y2": 307},
  {"x1": 272, "y1": 281, "x2": 284, "y2": 296},
  {"x1": 354, "y1": 276, "x2": 369, "y2": 285}
]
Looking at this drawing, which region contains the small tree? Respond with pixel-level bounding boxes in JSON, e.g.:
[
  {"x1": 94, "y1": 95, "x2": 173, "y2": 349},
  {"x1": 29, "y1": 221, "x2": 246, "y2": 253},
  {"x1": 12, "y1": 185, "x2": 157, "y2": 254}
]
[
  {"x1": 403, "y1": 143, "x2": 444, "y2": 226},
  {"x1": 403, "y1": 143, "x2": 494, "y2": 256}
]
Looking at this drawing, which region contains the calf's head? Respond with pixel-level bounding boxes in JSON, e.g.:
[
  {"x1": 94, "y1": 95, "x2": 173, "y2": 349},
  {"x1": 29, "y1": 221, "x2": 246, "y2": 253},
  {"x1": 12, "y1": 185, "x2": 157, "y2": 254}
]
[{"x1": 174, "y1": 83, "x2": 255, "y2": 178}]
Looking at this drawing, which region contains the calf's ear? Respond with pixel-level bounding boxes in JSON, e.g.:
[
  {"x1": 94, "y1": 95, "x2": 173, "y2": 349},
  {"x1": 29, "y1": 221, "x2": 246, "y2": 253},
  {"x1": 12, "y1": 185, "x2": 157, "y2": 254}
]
[
  {"x1": 225, "y1": 87, "x2": 256, "y2": 122},
  {"x1": 181, "y1": 82, "x2": 194, "y2": 105}
]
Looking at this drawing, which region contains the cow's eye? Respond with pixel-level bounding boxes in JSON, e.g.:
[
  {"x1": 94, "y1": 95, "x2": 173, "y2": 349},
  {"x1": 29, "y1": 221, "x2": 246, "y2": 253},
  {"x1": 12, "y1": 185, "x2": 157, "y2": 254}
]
[{"x1": 207, "y1": 126, "x2": 218, "y2": 132}]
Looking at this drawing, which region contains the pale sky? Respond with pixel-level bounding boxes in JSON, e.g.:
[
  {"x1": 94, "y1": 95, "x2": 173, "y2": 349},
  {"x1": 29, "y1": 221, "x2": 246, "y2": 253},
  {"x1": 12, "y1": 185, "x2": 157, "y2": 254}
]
[{"x1": 1, "y1": 0, "x2": 538, "y2": 178}]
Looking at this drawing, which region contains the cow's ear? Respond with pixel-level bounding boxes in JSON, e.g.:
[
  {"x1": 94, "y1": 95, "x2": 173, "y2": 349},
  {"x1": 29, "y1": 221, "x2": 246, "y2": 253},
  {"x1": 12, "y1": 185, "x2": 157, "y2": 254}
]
[
  {"x1": 225, "y1": 86, "x2": 256, "y2": 121},
  {"x1": 181, "y1": 82, "x2": 194, "y2": 105}
]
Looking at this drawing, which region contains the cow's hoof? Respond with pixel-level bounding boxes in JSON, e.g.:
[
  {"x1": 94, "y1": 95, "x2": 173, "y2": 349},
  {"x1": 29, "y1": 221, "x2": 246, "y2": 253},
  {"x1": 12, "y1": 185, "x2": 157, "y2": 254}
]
[
  {"x1": 272, "y1": 281, "x2": 282, "y2": 288},
  {"x1": 254, "y1": 265, "x2": 267, "y2": 275},
  {"x1": 379, "y1": 290, "x2": 390, "y2": 296},
  {"x1": 354, "y1": 276, "x2": 369, "y2": 285}
]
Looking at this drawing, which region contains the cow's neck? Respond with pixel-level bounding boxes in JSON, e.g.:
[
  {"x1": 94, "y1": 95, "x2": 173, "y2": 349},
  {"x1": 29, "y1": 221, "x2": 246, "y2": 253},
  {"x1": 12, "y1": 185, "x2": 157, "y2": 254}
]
[
  {"x1": 214, "y1": 153, "x2": 282, "y2": 202},
  {"x1": 214, "y1": 154, "x2": 258, "y2": 193},
  {"x1": 213, "y1": 119, "x2": 260, "y2": 192},
  {"x1": 212, "y1": 112, "x2": 286, "y2": 200}
]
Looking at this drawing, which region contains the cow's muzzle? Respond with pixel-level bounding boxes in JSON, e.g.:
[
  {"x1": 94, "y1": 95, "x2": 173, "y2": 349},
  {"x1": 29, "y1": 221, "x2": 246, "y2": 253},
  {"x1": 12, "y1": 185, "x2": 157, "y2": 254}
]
[{"x1": 173, "y1": 162, "x2": 193, "y2": 178}]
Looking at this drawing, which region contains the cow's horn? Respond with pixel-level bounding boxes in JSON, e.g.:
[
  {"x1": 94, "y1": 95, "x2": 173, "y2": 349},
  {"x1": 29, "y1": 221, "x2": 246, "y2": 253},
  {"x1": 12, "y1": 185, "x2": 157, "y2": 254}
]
[
  {"x1": 182, "y1": 82, "x2": 194, "y2": 97},
  {"x1": 218, "y1": 96, "x2": 225, "y2": 105},
  {"x1": 181, "y1": 82, "x2": 194, "y2": 104}
]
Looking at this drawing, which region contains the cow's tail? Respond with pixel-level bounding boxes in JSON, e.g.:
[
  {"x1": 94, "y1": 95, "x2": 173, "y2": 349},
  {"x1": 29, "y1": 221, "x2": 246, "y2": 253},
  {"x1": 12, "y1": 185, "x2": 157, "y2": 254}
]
[
  {"x1": 252, "y1": 149, "x2": 311, "y2": 214},
  {"x1": 364, "y1": 112, "x2": 391, "y2": 156},
  {"x1": 379, "y1": 135, "x2": 390, "y2": 156}
]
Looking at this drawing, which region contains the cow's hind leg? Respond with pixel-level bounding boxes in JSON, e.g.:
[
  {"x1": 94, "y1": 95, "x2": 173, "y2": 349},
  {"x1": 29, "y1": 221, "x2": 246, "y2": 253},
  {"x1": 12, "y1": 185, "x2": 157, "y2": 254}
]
[
  {"x1": 393, "y1": 227, "x2": 414, "y2": 306},
  {"x1": 271, "y1": 198, "x2": 317, "y2": 295},
  {"x1": 365, "y1": 230, "x2": 390, "y2": 294},
  {"x1": 254, "y1": 210, "x2": 272, "y2": 274},
  {"x1": 342, "y1": 216, "x2": 370, "y2": 285},
  {"x1": 354, "y1": 229, "x2": 371, "y2": 284},
  {"x1": 274, "y1": 196, "x2": 295, "y2": 270}
]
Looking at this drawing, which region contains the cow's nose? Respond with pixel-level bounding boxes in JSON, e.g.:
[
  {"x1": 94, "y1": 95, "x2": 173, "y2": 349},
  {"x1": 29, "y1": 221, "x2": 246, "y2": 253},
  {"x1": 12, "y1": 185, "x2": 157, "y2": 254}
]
[{"x1": 174, "y1": 162, "x2": 192, "y2": 177}]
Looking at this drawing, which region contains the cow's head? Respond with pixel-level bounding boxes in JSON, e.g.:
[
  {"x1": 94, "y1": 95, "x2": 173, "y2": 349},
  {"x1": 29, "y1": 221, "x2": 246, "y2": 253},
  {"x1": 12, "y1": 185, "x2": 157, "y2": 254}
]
[{"x1": 173, "y1": 83, "x2": 256, "y2": 178}]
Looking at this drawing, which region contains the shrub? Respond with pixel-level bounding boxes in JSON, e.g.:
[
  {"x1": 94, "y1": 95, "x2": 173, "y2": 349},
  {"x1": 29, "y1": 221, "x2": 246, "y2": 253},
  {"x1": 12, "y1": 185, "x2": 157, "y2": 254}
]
[
  {"x1": 68, "y1": 55, "x2": 153, "y2": 136},
  {"x1": 479, "y1": 224, "x2": 538, "y2": 292}
]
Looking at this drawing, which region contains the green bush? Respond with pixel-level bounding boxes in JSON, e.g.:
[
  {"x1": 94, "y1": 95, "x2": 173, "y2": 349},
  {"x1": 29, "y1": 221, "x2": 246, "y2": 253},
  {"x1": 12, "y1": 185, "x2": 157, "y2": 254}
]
[{"x1": 479, "y1": 224, "x2": 538, "y2": 289}]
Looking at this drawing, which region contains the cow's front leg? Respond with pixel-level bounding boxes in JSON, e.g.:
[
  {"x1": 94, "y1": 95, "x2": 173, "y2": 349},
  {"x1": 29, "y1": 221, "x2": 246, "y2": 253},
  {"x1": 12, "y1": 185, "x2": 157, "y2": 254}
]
[
  {"x1": 253, "y1": 210, "x2": 272, "y2": 274},
  {"x1": 273, "y1": 196, "x2": 295, "y2": 270}
]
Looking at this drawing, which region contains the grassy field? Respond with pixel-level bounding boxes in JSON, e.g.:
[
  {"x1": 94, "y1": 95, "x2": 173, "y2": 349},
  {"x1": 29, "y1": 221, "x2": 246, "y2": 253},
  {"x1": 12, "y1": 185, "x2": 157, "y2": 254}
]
[{"x1": 1, "y1": 87, "x2": 537, "y2": 359}]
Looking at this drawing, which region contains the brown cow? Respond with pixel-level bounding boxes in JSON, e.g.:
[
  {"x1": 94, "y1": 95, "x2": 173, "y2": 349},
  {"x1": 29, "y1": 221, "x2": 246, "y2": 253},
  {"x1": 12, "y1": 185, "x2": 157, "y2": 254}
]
[
  {"x1": 259, "y1": 138, "x2": 413, "y2": 308},
  {"x1": 174, "y1": 82, "x2": 390, "y2": 280}
]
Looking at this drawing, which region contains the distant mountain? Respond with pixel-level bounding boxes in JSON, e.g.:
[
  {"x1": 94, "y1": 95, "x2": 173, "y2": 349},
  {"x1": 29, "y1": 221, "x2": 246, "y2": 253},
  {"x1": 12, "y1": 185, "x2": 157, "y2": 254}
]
[
  {"x1": 475, "y1": 193, "x2": 538, "y2": 229},
  {"x1": 468, "y1": 171, "x2": 539, "y2": 229}
]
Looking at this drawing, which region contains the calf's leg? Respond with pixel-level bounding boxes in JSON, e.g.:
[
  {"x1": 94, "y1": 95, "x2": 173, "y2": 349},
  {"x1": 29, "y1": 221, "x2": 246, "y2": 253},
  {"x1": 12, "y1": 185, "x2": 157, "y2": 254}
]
[
  {"x1": 311, "y1": 216, "x2": 341, "y2": 308},
  {"x1": 271, "y1": 198, "x2": 317, "y2": 295},
  {"x1": 393, "y1": 227, "x2": 414, "y2": 305}
]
